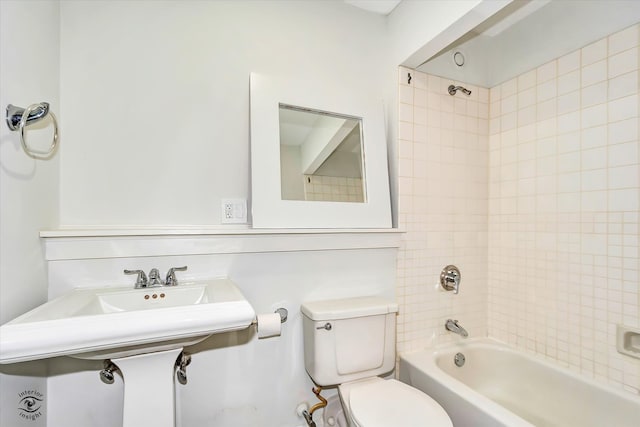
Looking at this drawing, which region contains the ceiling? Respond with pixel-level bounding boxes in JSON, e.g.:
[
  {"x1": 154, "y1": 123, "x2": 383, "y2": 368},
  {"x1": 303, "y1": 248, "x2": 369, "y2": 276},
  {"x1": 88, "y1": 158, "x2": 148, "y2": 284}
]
[
  {"x1": 418, "y1": 0, "x2": 640, "y2": 87},
  {"x1": 344, "y1": 0, "x2": 402, "y2": 15}
]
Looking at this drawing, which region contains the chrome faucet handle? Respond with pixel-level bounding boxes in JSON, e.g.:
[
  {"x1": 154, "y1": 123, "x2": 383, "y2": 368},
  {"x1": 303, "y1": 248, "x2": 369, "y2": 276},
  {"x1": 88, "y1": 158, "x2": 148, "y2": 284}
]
[
  {"x1": 440, "y1": 265, "x2": 461, "y2": 294},
  {"x1": 165, "y1": 266, "x2": 187, "y2": 286},
  {"x1": 124, "y1": 269, "x2": 148, "y2": 289},
  {"x1": 147, "y1": 268, "x2": 165, "y2": 287}
]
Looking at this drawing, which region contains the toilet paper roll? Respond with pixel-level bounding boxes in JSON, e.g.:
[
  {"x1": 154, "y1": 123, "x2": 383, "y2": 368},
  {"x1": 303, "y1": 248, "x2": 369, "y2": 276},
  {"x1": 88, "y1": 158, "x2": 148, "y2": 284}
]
[{"x1": 256, "y1": 313, "x2": 282, "y2": 339}]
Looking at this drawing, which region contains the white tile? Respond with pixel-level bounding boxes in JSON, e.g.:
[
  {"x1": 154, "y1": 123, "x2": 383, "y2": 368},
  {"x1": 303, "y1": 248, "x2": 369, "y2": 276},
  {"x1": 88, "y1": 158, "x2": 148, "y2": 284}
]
[
  {"x1": 582, "y1": 38, "x2": 608, "y2": 66},
  {"x1": 558, "y1": 172, "x2": 581, "y2": 192},
  {"x1": 519, "y1": 123, "x2": 536, "y2": 142},
  {"x1": 501, "y1": 112, "x2": 517, "y2": 131},
  {"x1": 427, "y1": 92, "x2": 441, "y2": 110},
  {"x1": 399, "y1": 84, "x2": 414, "y2": 104},
  {"x1": 537, "y1": 136, "x2": 557, "y2": 158},
  {"x1": 558, "y1": 111, "x2": 580, "y2": 134},
  {"x1": 467, "y1": 100, "x2": 479, "y2": 118},
  {"x1": 582, "y1": 60, "x2": 607, "y2": 87},
  {"x1": 454, "y1": 97, "x2": 467, "y2": 115},
  {"x1": 502, "y1": 78, "x2": 518, "y2": 98},
  {"x1": 536, "y1": 156, "x2": 556, "y2": 177},
  {"x1": 558, "y1": 132, "x2": 581, "y2": 154},
  {"x1": 558, "y1": 91, "x2": 581, "y2": 114},
  {"x1": 581, "y1": 169, "x2": 607, "y2": 191},
  {"x1": 413, "y1": 72, "x2": 427, "y2": 89},
  {"x1": 558, "y1": 50, "x2": 581, "y2": 75},
  {"x1": 427, "y1": 74, "x2": 441, "y2": 92},
  {"x1": 582, "y1": 104, "x2": 607, "y2": 129},
  {"x1": 609, "y1": 141, "x2": 638, "y2": 167},
  {"x1": 582, "y1": 147, "x2": 607, "y2": 170},
  {"x1": 537, "y1": 98, "x2": 557, "y2": 121},
  {"x1": 490, "y1": 85, "x2": 501, "y2": 102},
  {"x1": 414, "y1": 124, "x2": 427, "y2": 143},
  {"x1": 608, "y1": 165, "x2": 639, "y2": 189},
  {"x1": 399, "y1": 121, "x2": 413, "y2": 140},
  {"x1": 581, "y1": 191, "x2": 607, "y2": 212},
  {"x1": 582, "y1": 125, "x2": 607, "y2": 150},
  {"x1": 414, "y1": 88, "x2": 428, "y2": 108},
  {"x1": 537, "y1": 79, "x2": 557, "y2": 102},
  {"x1": 558, "y1": 192, "x2": 580, "y2": 212},
  {"x1": 558, "y1": 70, "x2": 580, "y2": 95},
  {"x1": 478, "y1": 87, "x2": 490, "y2": 104},
  {"x1": 518, "y1": 70, "x2": 537, "y2": 91},
  {"x1": 398, "y1": 139, "x2": 413, "y2": 159},
  {"x1": 581, "y1": 82, "x2": 607, "y2": 108},
  {"x1": 608, "y1": 118, "x2": 638, "y2": 145},
  {"x1": 399, "y1": 102, "x2": 414, "y2": 122},
  {"x1": 558, "y1": 151, "x2": 580, "y2": 173},
  {"x1": 608, "y1": 71, "x2": 638, "y2": 101},
  {"x1": 609, "y1": 24, "x2": 639, "y2": 56},
  {"x1": 518, "y1": 87, "x2": 536, "y2": 108},
  {"x1": 518, "y1": 105, "x2": 536, "y2": 126},
  {"x1": 414, "y1": 106, "x2": 427, "y2": 125},
  {"x1": 537, "y1": 60, "x2": 557, "y2": 83},
  {"x1": 537, "y1": 118, "x2": 557, "y2": 138},
  {"x1": 502, "y1": 94, "x2": 517, "y2": 114},
  {"x1": 608, "y1": 47, "x2": 638, "y2": 79},
  {"x1": 608, "y1": 95, "x2": 638, "y2": 122},
  {"x1": 609, "y1": 189, "x2": 639, "y2": 211},
  {"x1": 582, "y1": 234, "x2": 607, "y2": 255}
]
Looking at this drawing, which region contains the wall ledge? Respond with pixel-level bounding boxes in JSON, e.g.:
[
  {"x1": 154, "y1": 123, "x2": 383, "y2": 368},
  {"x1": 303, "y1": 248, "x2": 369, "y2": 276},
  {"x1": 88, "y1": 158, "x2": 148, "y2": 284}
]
[{"x1": 40, "y1": 228, "x2": 404, "y2": 261}]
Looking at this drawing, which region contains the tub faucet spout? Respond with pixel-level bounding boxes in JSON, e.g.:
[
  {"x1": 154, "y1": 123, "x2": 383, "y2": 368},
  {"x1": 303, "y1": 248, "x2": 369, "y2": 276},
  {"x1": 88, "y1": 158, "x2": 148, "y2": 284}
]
[{"x1": 445, "y1": 319, "x2": 468, "y2": 338}]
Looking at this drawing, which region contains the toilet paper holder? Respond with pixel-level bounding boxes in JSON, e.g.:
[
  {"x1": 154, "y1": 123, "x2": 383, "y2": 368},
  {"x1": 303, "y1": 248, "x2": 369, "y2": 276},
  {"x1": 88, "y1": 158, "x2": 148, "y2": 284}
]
[{"x1": 251, "y1": 307, "x2": 288, "y2": 325}]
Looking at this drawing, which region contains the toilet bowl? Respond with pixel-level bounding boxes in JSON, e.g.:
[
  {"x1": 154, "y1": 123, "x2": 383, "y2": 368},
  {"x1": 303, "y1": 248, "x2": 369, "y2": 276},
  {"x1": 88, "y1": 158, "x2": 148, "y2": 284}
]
[
  {"x1": 301, "y1": 296, "x2": 452, "y2": 427},
  {"x1": 338, "y1": 377, "x2": 453, "y2": 427}
]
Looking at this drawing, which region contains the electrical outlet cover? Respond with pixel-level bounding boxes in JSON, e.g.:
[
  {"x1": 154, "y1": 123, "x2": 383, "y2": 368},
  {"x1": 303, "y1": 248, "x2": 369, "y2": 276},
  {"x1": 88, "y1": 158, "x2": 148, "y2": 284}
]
[{"x1": 221, "y1": 199, "x2": 247, "y2": 224}]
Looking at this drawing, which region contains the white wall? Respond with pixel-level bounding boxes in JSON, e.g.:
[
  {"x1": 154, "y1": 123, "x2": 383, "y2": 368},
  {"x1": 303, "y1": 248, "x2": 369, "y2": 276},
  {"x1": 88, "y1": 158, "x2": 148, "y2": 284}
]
[
  {"x1": 58, "y1": 0, "x2": 390, "y2": 227},
  {"x1": 0, "y1": 1, "x2": 60, "y2": 425}
]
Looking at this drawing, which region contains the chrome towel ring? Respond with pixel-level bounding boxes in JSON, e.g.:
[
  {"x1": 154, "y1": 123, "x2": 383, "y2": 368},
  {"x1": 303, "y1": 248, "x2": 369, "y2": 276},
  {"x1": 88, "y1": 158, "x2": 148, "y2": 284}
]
[{"x1": 5, "y1": 102, "x2": 59, "y2": 160}]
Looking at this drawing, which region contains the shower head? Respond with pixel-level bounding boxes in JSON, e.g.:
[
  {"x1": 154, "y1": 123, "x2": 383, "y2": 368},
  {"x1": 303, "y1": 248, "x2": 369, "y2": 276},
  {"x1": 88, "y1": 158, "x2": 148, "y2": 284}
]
[{"x1": 448, "y1": 85, "x2": 472, "y2": 96}]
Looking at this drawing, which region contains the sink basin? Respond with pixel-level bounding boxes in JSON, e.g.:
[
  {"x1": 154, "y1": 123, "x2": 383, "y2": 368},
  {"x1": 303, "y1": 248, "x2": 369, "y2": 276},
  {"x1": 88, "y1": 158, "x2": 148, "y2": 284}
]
[{"x1": 0, "y1": 279, "x2": 256, "y2": 363}]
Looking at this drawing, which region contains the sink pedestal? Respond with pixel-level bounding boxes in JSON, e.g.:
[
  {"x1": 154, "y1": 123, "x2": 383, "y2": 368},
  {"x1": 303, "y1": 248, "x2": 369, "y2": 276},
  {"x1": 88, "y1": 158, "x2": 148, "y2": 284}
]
[{"x1": 112, "y1": 348, "x2": 183, "y2": 427}]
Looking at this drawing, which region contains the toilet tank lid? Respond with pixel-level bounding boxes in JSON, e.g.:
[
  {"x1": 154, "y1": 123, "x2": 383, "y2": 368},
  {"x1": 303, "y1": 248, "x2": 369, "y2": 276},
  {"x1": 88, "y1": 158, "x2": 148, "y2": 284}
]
[{"x1": 301, "y1": 296, "x2": 398, "y2": 321}]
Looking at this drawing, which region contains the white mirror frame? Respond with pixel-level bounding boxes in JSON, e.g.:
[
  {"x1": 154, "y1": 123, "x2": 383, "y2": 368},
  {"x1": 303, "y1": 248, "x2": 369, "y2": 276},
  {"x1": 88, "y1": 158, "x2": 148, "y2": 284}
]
[{"x1": 250, "y1": 72, "x2": 392, "y2": 229}]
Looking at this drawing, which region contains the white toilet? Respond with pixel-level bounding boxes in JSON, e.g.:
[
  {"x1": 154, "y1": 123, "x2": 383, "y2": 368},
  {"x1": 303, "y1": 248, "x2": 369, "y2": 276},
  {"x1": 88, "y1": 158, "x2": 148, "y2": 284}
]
[{"x1": 301, "y1": 296, "x2": 453, "y2": 427}]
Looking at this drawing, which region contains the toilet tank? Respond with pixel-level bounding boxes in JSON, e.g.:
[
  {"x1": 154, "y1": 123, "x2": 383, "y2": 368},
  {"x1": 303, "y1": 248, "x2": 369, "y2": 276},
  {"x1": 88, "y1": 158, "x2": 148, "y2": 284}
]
[{"x1": 301, "y1": 296, "x2": 398, "y2": 386}]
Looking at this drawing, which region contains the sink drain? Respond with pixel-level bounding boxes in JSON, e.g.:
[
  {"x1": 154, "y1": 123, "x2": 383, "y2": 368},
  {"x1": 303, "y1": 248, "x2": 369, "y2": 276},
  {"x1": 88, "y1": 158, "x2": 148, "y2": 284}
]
[{"x1": 454, "y1": 352, "x2": 466, "y2": 367}]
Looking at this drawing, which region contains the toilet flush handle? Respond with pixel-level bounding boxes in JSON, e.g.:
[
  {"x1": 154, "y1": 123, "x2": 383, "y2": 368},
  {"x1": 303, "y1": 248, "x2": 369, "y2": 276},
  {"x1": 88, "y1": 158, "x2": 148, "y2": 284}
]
[{"x1": 316, "y1": 323, "x2": 332, "y2": 331}]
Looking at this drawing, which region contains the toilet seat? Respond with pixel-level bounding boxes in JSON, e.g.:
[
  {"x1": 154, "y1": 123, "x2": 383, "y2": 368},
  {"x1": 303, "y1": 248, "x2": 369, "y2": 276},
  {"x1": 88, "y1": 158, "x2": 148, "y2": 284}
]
[{"x1": 341, "y1": 378, "x2": 452, "y2": 427}]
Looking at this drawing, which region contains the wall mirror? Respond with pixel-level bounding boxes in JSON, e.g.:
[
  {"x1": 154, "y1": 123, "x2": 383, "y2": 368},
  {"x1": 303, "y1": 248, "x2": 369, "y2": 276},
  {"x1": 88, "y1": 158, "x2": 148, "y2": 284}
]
[
  {"x1": 250, "y1": 73, "x2": 391, "y2": 229},
  {"x1": 279, "y1": 104, "x2": 365, "y2": 203}
]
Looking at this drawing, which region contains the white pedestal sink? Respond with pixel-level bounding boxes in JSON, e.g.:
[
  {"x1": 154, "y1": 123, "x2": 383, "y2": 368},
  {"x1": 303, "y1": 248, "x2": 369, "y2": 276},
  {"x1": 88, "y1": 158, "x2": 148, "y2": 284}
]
[{"x1": 0, "y1": 278, "x2": 256, "y2": 427}]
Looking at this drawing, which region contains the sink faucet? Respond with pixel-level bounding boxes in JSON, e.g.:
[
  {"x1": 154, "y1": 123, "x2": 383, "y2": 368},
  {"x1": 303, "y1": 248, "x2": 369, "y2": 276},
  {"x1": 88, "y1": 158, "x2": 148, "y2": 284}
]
[
  {"x1": 124, "y1": 266, "x2": 188, "y2": 288},
  {"x1": 148, "y1": 268, "x2": 164, "y2": 287},
  {"x1": 445, "y1": 319, "x2": 468, "y2": 338}
]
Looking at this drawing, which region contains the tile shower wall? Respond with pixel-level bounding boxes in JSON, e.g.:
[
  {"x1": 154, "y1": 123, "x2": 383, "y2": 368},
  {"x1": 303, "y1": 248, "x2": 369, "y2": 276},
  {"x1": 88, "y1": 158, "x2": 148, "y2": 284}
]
[
  {"x1": 397, "y1": 23, "x2": 639, "y2": 395},
  {"x1": 488, "y1": 24, "x2": 640, "y2": 393},
  {"x1": 303, "y1": 175, "x2": 364, "y2": 202},
  {"x1": 396, "y1": 69, "x2": 490, "y2": 354}
]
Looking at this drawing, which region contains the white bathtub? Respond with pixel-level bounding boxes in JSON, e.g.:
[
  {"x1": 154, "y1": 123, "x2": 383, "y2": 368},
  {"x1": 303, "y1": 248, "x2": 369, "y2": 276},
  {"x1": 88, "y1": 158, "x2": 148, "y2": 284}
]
[{"x1": 399, "y1": 338, "x2": 640, "y2": 427}]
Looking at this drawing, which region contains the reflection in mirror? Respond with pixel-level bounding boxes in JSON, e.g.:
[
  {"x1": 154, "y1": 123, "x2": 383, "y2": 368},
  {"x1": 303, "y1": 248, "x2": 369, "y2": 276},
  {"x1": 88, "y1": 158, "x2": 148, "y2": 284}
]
[{"x1": 278, "y1": 104, "x2": 365, "y2": 203}]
